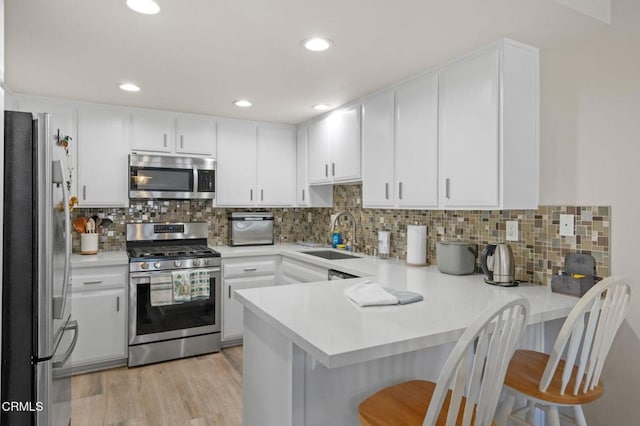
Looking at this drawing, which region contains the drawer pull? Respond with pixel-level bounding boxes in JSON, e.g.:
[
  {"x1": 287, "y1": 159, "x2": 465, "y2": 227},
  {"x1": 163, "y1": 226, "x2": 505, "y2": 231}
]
[
  {"x1": 83, "y1": 280, "x2": 103, "y2": 285},
  {"x1": 116, "y1": 296, "x2": 120, "y2": 312},
  {"x1": 243, "y1": 267, "x2": 258, "y2": 272}
]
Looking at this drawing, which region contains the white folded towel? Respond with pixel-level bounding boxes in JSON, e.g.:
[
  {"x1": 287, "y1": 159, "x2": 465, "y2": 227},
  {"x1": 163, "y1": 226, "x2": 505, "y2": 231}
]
[{"x1": 344, "y1": 281, "x2": 399, "y2": 307}]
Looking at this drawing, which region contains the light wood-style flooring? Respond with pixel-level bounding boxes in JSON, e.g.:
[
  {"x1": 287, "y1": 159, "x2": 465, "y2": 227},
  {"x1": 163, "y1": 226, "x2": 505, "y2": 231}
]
[{"x1": 71, "y1": 346, "x2": 244, "y2": 426}]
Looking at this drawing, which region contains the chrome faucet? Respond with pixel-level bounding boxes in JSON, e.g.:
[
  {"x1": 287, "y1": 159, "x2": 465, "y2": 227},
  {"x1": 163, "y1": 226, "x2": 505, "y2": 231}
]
[{"x1": 330, "y1": 211, "x2": 358, "y2": 250}]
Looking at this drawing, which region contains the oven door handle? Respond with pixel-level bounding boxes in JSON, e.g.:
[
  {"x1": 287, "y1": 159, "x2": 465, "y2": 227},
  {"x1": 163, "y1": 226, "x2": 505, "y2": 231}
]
[{"x1": 130, "y1": 268, "x2": 221, "y2": 280}]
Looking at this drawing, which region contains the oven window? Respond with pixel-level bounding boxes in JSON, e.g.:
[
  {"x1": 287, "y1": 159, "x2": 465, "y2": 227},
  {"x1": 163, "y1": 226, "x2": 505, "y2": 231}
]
[
  {"x1": 131, "y1": 167, "x2": 194, "y2": 192},
  {"x1": 136, "y1": 278, "x2": 215, "y2": 335}
]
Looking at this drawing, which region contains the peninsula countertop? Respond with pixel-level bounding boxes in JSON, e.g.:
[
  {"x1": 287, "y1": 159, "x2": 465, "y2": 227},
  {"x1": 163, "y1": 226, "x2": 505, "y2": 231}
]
[{"x1": 232, "y1": 247, "x2": 578, "y2": 369}]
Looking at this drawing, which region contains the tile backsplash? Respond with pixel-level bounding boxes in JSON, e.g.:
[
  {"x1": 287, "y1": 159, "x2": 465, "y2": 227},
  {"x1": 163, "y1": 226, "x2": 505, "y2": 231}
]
[{"x1": 72, "y1": 184, "x2": 610, "y2": 285}]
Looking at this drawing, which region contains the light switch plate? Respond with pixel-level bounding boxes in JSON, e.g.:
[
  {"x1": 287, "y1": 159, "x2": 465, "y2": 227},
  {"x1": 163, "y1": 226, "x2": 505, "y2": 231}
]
[
  {"x1": 560, "y1": 214, "x2": 575, "y2": 236},
  {"x1": 506, "y1": 221, "x2": 519, "y2": 241}
]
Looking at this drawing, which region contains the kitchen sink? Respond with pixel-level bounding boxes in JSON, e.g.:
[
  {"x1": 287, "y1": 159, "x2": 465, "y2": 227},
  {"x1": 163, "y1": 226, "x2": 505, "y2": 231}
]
[{"x1": 301, "y1": 250, "x2": 361, "y2": 260}]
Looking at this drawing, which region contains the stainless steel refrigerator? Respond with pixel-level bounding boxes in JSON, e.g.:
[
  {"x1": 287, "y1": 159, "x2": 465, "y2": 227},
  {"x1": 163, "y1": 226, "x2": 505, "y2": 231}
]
[{"x1": 2, "y1": 111, "x2": 77, "y2": 426}]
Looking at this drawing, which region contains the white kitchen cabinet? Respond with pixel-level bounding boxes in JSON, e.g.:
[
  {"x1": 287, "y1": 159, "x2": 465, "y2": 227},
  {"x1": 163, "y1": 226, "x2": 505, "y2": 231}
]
[
  {"x1": 217, "y1": 121, "x2": 295, "y2": 207},
  {"x1": 256, "y1": 126, "x2": 295, "y2": 205},
  {"x1": 77, "y1": 105, "x2": 130, "y2": 207},
  {"x1": 439, "y1": 40, "x2": 538, "y2": 209},
  {"x1": 222, "y1": 256, "x2": 279, "y2": 341},
  {"x1": 175, "y1": 115, "x2": 216, "y2": 156},
  {"x1": 308, "y1": 105, "x2": 361, "y2": 185},
  {"x1": 69, "y1": 263, "x2": 128, "y2": 372},
  {"x1": 131, "y1": 110, "x2": 174, "y2": 153},
  {"x1": 131, "y1": 110, "x2": 216, "y2": 156},
  {"x1": 362, "y1": 73, "x2": 439, "y2": 209},
  {"x1": 296, "y1": 126, "x2": 332, "y2": 207}
]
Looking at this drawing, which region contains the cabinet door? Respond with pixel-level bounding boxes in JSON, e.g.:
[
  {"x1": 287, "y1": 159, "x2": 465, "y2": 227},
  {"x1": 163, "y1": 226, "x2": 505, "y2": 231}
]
[
  {"x1": 395, "y1": 73, "x2": 439, "y2": 208},
  {"x1": 131, "y1": 110, "x2": 174, "y2": 153},
  {"x1": 330, "y1": 105, "x2": 361, "y2": 182},
  {"x1": 439, "y1": 49, "x2": 500, "y2": 208},
  {"x1": 296, "y1": 126, "x2": 309, "y2": 206},
  {"x1": 257, "y1": 126, "x2": 295, "y2": 206},
  {"x1": 77, "y1": 106, "x2": 130, "y2": 207},
  {"x1": 70, "y1": 288, "x2": 127, "y2": 366},
  {"x1": 216, "y1": 121, "x2": 257, "y2": 206},
  {"x1": 362, "y1": 91, "x2": 395, "y2": 207},
  {"x1": 222, "y1": 275, "x2": 274, "y2": 340},
  {"x1": 176, "y1": 115, "x2": 216, "y2": 156},
  {"x1": 307, "y1": 116, "x2": 331, "y2": 184}
]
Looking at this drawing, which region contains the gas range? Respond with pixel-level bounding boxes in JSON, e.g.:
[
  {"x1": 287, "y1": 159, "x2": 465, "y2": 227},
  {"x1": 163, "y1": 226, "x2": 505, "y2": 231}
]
[{"x1": 126, "y1": 222, "x2": 221, "y2": 272}]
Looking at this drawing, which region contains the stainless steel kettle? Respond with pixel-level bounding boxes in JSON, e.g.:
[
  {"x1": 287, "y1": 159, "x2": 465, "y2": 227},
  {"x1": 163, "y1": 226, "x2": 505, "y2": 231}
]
[{"x1": 480, "y1": 243, "x2": 516, "y2": 286}]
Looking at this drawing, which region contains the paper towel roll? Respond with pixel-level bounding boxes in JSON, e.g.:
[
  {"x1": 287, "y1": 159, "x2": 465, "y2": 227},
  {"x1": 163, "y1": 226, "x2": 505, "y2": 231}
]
[{"x1": 407, "y1": 225, "x2": 427, "y2": 266}]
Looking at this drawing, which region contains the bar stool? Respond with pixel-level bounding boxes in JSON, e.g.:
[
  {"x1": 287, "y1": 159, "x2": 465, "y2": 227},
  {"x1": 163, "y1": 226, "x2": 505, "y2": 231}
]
[
  {"x1": 358, "y1": 297, "x2": 530, "y2": 426},
  {"x1": 495, "y1": 277, "x2": 631, "y2": 426}
]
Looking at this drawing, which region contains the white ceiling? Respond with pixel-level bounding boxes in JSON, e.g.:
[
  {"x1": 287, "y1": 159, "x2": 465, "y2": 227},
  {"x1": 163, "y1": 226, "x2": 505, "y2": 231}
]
[{"x1": 5, "y1": 0, "x2": 605, "y2": 124}]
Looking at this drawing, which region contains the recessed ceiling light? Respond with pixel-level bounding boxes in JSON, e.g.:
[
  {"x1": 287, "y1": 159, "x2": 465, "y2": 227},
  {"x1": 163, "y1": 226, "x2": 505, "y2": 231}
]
[
  {"x1": 126, "y1": 0, "x2": 160, "y2": 15},
  {"x1": 303, "y1": 38, "x2": 332, "y2": 52},
  {"x1": 120, "y1": 83, "x2": 141, "y2": 92},
  {"x1": 313, "y1": 104, "x2": 331, "y2": 111},
  {"x1": 233, "y1": 100, "x2": 252, "y2": 108}
]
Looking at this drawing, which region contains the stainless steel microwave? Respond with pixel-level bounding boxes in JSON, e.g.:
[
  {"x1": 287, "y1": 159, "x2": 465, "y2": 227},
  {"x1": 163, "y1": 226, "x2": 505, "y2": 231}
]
[{"x1": 129, "y1": 154, "x2": 215, "y2": 200}]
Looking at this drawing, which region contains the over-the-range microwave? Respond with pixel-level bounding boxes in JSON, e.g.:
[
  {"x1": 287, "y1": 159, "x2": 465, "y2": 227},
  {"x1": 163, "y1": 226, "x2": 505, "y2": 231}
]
[{"x1": 129, "y1": 153, "x2": 215, "y2": 200}]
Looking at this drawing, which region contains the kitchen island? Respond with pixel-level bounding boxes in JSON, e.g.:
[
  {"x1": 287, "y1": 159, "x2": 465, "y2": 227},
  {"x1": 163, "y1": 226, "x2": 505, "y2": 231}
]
[{"x1": 234, "y1": 258, "x2": 578, "y2": 426}]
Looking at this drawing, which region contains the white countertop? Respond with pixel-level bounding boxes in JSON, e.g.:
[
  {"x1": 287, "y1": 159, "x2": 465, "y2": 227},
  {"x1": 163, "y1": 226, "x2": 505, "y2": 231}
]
[
  {"x1": 71, "y1": 251, "x2": 129, "y2": 268},
  {"x1": 232, "y1": 245, "x2": 579, "y2": 369}
]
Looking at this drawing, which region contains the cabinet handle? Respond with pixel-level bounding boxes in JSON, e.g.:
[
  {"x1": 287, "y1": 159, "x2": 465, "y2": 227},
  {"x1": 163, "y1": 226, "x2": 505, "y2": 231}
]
[
  {"x1": 398, "y1": 182, "x2": 403, "y2": 200},
  {"x1": 163, "y1": 133, "x2": 167, "y2": 148},
  {"x1": 325, "y1": 164, "x2": 328, "y2": 177},
  {"x1": 116, "y1": 296, "x2": 120, "y2": 312},
  {"x1": 228, "y1": 286, "x2": 231, "y2": 299},
  {"x1": 82, "y1": 185, "x2": 87, "y2": 201},
  {"x1": 243, "y1": 267, "x2": 258, "y2": 272},
  {"x1": 261, "y1": 189, "x2": 264, "y2": 201},
  {"x1": 446, "y1": 178, "x2": 451, "y2": 199},
  {"x1": 385, "y1": 183, "x2": 389, "y2": 200},
  {"x1": 250, "y1": 189, "x2": 253, "y2": 201},
  {"x1": 302, "y1": 189, "x2": 305, "y2": 201},
  {"x1": 180, "y1": 135, "x2": 184, "y2": 149},
  {"x1": 83, "y1": 280, "x2": 102, "y2": 285},
  {"x1": 332, "y1": 163, "x2": 335, "y2": 176}
]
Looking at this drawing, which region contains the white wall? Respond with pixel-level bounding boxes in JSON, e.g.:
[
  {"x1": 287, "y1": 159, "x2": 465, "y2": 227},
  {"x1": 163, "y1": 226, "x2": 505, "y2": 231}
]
[{"x1": 539, "y1": 0, "x2": 640, "y2": 423}]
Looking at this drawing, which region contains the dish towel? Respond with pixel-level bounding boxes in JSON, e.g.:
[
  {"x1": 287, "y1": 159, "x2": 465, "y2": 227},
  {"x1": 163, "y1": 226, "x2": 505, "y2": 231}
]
[
  {"x1": 384, "y1": 288, "x2": 424, "y2": 305},
  {"x1": 190, "y1": 270, "x2": 210, "y2": 300},
  {"x1": 344, "y1": 282, "x2": 399, "y2": 307},
  {"x1": 173, "y1": 270, "x2": 192, "y2": 303},
  {"x1": 150, "y1": 274, "x2": 173, "y2": 307}
]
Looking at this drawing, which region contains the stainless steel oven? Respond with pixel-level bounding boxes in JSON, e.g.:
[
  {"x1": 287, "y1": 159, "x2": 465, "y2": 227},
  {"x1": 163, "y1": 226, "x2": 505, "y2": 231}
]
[
  {"x1": 129, "y1": 153, "x2": 215, "y2": 200},
  {"x1": 126, "y1": 223, "x2": 221, "y2": 367}
]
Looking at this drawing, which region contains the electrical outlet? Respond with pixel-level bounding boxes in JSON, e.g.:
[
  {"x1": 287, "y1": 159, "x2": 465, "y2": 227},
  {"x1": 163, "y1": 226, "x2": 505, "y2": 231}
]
[
  {"x1": 307, "y1": 212, "x2": 312, "y2": 223},
  {"x1": 560, "y1": 214, "x2": 575, "y2": 236},
  {"x1": 506, "y1": 221, "x2": 519, "y2": 241}
]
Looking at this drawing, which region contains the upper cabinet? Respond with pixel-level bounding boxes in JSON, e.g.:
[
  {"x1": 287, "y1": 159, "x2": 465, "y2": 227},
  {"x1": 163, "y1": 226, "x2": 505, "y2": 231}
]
[
  {"x1": 439, "y1": 40, "x2": 538, "y2": 210},
  {"x1": 362, "y1": 73, "x2": 439, "y2": 209},
  {"x1": 308, "y1": 105, "x2": 361, "y2": 185},
  {"x1": 296, "y1": 126, "x2": 332, "y2": 207},
  {"x1": 77, "y1": 105, "x2": 131, "y2": 207},
  {"x1": 131, "y1": 110, "x2": 216, "y2": 157},
  {"x1": 217, "y1": 121, "x2": 295, "y2": 207}
]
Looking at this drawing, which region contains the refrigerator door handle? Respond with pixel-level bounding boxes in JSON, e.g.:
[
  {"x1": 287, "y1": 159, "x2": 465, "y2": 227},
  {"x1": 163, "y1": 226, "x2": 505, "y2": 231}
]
[
  {"x1": 52, "y1": 320, "x2": 79, "y2": 369},
  {"x1": 52, "y1": 160, "x2": 72, "y2": 320}
]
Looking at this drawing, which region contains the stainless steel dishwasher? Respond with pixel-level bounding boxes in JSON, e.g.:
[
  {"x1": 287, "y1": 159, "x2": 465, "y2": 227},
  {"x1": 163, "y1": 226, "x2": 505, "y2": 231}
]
[{"x1": 327, "y1": 269, "x2": 360, "y2": 280}]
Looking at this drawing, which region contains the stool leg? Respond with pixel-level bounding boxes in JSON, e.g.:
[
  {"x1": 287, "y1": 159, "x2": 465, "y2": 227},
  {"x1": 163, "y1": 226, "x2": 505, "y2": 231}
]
[
  {"x1": 547, "y1": 406, "x2": 561, "y2": 426},
  {"x1": 573, "y1": 405, "x2": 587, "y2": 426},
  {"x1": 524, "y1": 400, "x2": 536, "y2": 424},
  {"x1": 495, "y1": 392, "x2": 516, "y2": 426}
]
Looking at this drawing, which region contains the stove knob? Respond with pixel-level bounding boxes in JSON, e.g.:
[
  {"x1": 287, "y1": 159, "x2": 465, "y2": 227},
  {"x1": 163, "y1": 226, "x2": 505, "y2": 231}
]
[
  {"x1": 140, "y1": 262, "x2": 149, "y2": 270},
  {"x1": 154, "y1": 262, "x2": 162, "y2": 269},
  {"x1": 192, "y1": 259, "x2": 200, "y2": 267},
  {"x1": 203, "y1": 258, "x2": 209, "y2": 265},
  {"x1": 174, "y1": 260, "x2": 182, "y2": 267}
]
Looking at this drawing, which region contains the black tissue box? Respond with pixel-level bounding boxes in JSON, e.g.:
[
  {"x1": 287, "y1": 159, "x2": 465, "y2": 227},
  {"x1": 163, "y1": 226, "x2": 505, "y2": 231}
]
[{"x1": 551, "y1": 253, "x2": 601, "y2": 297}]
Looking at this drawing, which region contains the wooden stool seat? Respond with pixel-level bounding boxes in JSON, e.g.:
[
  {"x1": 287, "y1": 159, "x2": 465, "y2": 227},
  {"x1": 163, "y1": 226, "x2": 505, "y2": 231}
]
[
  {"x1": 359, "y1": 379, "x2": 494, "y2": 426},
  {"x1": 504, "y1": 349, "x2": 603, "y2": 405}
]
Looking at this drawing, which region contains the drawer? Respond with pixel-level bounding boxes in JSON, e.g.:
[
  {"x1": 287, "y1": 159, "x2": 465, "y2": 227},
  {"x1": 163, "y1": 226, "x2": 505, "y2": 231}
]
[
  {"x1": 71, "y1": 265, "x2": 127, "y2": 291},
  {"x1": 223, "y1": 256, "x2": 279, "y2": 278}
]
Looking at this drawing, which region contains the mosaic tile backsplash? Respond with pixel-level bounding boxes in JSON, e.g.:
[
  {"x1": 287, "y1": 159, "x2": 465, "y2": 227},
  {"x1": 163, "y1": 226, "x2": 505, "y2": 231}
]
[{"x1": 72, "y1": 184, "x2": 610, "y2": 285}]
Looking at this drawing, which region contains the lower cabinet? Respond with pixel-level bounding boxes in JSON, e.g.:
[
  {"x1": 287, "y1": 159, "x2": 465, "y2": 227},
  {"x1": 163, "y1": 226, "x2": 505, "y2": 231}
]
[
  {"x1": 69, "y1": 262, "x2": 128, "y2": 372},
  {"x1": 279, "y1": 257, "x2": 328, "y2": 284}
]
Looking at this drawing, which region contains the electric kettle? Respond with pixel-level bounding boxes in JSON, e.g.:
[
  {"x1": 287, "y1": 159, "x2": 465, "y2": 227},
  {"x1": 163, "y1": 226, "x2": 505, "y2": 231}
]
[{"x1": 480, "y1": 243, "x2": 517, "y2": 286}]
